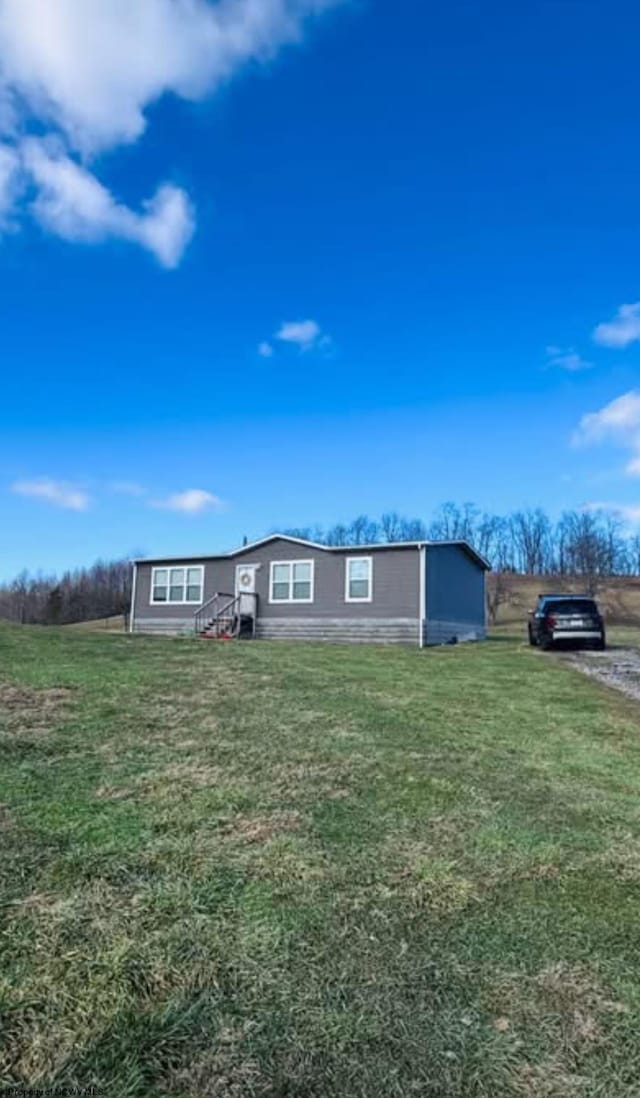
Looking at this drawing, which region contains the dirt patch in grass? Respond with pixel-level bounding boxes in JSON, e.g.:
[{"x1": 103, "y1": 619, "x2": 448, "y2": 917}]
[
  {"x1": 163, "y1": 1025, "x2": 267, "y2": 1098},
  {"x1": 267, "y1": 760, "x2": 356, "y2": 801},
  {"x1": 593, "y1": 835, "x2": 640, "y2": 881},
  {"x1": 494, "y1": 961, "x2": 629, "y2": 1029},
  {"x1": 387, "y1": 849, "x2": 479, "y2": 915},
  {"x1": 149, "y1": 761, "x2": 227, "y2": 792},
  {"x1": 534, "y1": 963, "x2": 629, "y2": 1032},
  {"x1": 516, "y1": 1059, "x2": 591, "y2": 1096},
  {"x1": 7, "y1": 891, "x2": 69, "y2": 917},
  {"x1": 95, "y1": 761, "x2": 234, "y2": 803},
  {"x1": 95, "y1": 783, "x2": 136, "y2": 801},
  {"x1": 0, "y1": 684, "x2": 74, "y2": 711},
  {"x1": 0, "y1": 684, "x2": 75, "y2": 739},
  {"x1": 492, "y1": 963, "x2": 630, "y2": 1094},
  {"x1": 222, "y1": 810, "x2": 303, "y2": 844}
]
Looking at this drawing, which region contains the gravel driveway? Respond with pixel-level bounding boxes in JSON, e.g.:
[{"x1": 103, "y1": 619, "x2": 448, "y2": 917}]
[{"x1": 560, "y1": 646, "x2": 640, "y2": 702}]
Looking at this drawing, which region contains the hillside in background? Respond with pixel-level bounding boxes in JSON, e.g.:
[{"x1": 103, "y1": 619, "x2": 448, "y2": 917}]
[{"x1": 489, "y1": 573, "x2": 640, "y2": 627}]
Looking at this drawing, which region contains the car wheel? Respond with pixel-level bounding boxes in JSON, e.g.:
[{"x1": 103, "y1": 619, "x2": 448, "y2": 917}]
[
  {"x1": 595, "y1": 636, "x2": 606, "y2": 651},
  {"x1": 540, "y1": 635, "x2": 553, "y2": 651},
  {"x1": 528, "y1": 626, "x2": 536, "y2": 646}
]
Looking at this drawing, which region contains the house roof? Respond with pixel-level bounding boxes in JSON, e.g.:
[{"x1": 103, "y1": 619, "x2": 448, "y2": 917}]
[{"x1": 134, "y1": 533, "x2": 491, "y2": 570}]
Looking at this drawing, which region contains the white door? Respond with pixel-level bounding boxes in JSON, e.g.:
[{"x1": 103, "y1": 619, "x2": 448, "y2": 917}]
[{"x1": 235, "y1": 564, "x2": 258, "y2": 615}]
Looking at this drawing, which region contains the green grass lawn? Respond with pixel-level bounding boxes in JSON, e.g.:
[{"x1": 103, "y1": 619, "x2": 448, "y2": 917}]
[
  {"x1": 2, "y1": 626, "x2": 640, "y2": 1097},
  {"x1": 492, "y1": 622, "x2": 640, "y2": 649}
]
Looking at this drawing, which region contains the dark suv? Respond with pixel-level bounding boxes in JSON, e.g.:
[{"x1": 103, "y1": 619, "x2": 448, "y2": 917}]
[{"x1": 528, "y1": 594, "x2": 606, "y2": 650}]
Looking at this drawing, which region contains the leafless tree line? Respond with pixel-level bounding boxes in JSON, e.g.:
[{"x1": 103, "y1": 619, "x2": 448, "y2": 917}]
[
  {"x1": 283, "y1": 502, "x2": 640, "y2": 579},
  {"x1": 0, "y1": 558, "x2": 132, "y2": 626},
  {"x1": 2, "y1": 503, "x2": 640, "y2": 626}
]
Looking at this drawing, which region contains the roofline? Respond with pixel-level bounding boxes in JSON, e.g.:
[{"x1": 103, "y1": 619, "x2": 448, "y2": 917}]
[
  {"x1": 131, "y1": 533, "x2": 325, "y2": 565},
  {"x1": 133, "y1": 533, "x2": 491, "y2": 570},
  {"x1": 226, "y1": 533, "x2": 326, "y2": 556},
  {"x1": 538, "y1": 592, "x2": 594, "y2": 599}
]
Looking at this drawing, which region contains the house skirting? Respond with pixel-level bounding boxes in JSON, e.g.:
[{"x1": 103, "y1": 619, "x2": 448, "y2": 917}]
[
  {"x1": 256, "y1": 617, "x2": 420, "y2": 644},
  {"x1": 131, "y1": 615, "x2": 486, "y2": 646},
  {"x1": 424, "y1": 619, "x2": 486, "y2": 646},
  {"x1": 132, "y1": 617, "x2": 194, "y2": 636}
]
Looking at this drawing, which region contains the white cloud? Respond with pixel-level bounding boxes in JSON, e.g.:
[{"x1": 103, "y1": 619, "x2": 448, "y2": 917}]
[
  {"x1": 11, "y1": 477, "x2": 90, "y2": 510},
  {"x1": 23, "y1": 138, "x2": 194, "y2": 267},
  {"x1": 150, "y1": 488, "x2": 223, "y2": 513},
  {"x1": 584, "y1": 501, "x2": 640, "y2": 524},
  {"x1": 545, "y1": 345, "x2": 592, "y2": 372},
  {"x1": 0, "y1": 0, "x2": 343, "y2": 155},
  {"x1": 0, "y1": 0, "x2": 345, "y2": 262},
  {"x1": 593, "y1": 302, "x2": 640, "y2": 349},
  {"x1": 276, "y1": 318, "x2": 322, "y2": 349},
  {"x1": 0, "y1": 143, "x2": 20, "y2": 227},
  {"x1": 574, "y1": 391, "x2": 640, "y2": 446},
  {"x1": 265, "y1": 317, "x2": 332, "y2": 354},
  {"x1": 573, "y1": 391, "x2": 640, "y2": 481}
]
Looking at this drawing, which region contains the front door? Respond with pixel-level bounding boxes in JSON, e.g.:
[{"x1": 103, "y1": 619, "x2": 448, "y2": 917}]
[{"x1": 235, "y1": 564, "x2": 258, "y2": 616}]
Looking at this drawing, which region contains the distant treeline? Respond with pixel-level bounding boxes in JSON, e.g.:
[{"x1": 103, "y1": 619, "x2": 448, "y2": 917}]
[
  {"x1": 280, "y1": 502, "x2": 640, "y2": 579},
  {"x1": 0, "y1": 558, "x2": 132, "y2": 626},
  {"x1": 3, "y1": 503, "x2": 640, "y2": 626}
]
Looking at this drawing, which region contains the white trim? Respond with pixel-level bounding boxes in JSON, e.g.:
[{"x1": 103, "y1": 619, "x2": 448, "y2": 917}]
[
  {"x1": 150, "y1": 563, "x2": 204, "y2": 606},
  {"x1": 129, "y1": 561, "x2": 137, "y2": 634},
  {"x1": 344, "y1": 556, "x2": 373, "y2": 603},
  {"x1": 134, "y1": 536, "x2": 490, "y2": 571},
  {"x1": 228, "y1": 534, "x2": 327, "y2": 556},
  {"x1": 268, "y1": 559, "x2": 315, "y2": 604},
  {"x1": 418, "y1": 545, "x2": 426, "y2": 648}
]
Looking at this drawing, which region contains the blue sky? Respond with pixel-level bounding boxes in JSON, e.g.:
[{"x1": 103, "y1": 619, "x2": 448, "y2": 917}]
[{"x1": 2, "y1": 0, "x2": 640, "y2": 578}]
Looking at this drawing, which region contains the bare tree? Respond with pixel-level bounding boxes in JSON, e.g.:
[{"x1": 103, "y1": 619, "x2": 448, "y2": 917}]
[
  {"x1": 0, "y1": 558, "x2": 133, "y2": 626},
  {"x1": 381, "y1": 512, "x2": 404, "y2": 542},
  {"x1": 486, "y1": 570, "x2": 514, "y2": 625},
  {"x1": 510, "y1": 509, "x2": 552, "y2": 574},
  {"x1": 348, "y1": 515, "x2": 380, "y2": 545},
  {"x1": 5, "y1": 505, "x2": 640, "y2": 629}
]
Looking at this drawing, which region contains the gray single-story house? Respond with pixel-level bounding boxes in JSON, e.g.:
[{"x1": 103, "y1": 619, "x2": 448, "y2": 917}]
[{"x1": 129, "y1": 534, "x2": 490, "y2": 646}]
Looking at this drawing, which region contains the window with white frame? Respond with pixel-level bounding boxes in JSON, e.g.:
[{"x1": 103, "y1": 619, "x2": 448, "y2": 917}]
[
  {"x1": 151, "y1": 565, "x2": 204, "y2": 604},
  {"x1": 345, "y1": 556, "x2": 373, "y2": 602},
  {"x1": 270, "y1": 560, "x2": 314, "y2": 603}
]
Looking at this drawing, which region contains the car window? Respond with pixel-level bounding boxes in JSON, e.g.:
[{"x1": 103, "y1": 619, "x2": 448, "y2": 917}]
[{"x1": 543, "y1": 599, "x2": 598, "y2": 615}]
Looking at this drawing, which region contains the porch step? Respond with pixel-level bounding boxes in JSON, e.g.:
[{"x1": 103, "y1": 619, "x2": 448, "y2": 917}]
[
  {"x1": 198, "y1": 616, "x2": 255, "y2": 640},
  {"x1": 195, "y1": 593, "x2": 257, "y2": 640}
]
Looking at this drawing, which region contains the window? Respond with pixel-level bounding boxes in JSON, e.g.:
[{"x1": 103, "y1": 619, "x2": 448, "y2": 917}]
[
  {"x1": 151, "y1": 565, "x2": 203, "y2": 604},
  {"x1": 345, "y1": 556, "x2": 372, "y2": 602},
  {"x1": 542, "y1": 599, "x2": 598, "y2": 617},
  {"x1": 269, "y1": 560, "x2": 314, "y2": 603}
]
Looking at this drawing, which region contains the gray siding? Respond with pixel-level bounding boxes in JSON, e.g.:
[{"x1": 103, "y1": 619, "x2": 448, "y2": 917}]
[
  {"x1": 228, "y1": 540, "x2": 420, "y2": 620},
  {"x1": 424, "y1": 544, "x2": 486, "y2": 645},
  {"x1": 131, "y1": 538, "x2": 487, "y2": 645},
  {"x1": 132, "y1": 558, "x2": 221, "y2": 634},
  {"x1": 132, "y1": 539, "x2": 421, "y2": 641}
]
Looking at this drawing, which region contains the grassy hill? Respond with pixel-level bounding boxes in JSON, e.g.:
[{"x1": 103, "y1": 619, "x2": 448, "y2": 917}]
[
  {"x1": 2, "y1": 625, "x2": 640, "y2": 1094},
  {"x1": 490, "y1": 573, "x2": 640, "y2": 627},
  {"x1": 63, "y1": 615, "x2": 127, "y2": 632}
]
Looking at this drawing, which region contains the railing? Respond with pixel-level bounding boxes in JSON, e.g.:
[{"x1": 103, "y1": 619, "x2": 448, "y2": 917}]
[
  {"x1": 194, "y1": 592, "x2": 258, "y2": 638},
  {"x1": 194, "y1": 592, "x2": 234, "y2": 636}
]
